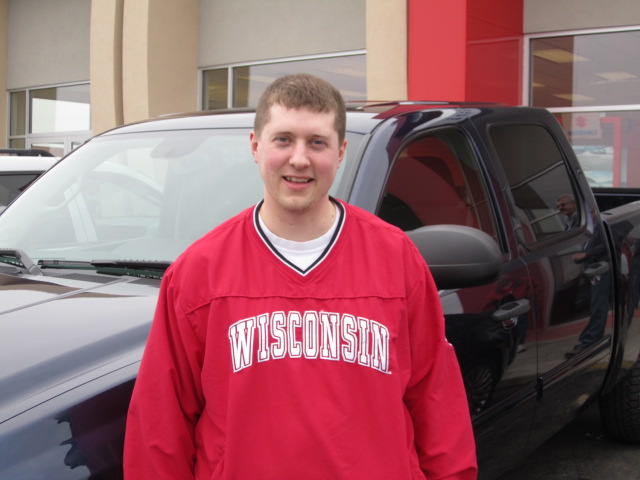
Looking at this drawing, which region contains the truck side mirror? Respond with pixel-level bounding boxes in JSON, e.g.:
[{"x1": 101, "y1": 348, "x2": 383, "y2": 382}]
[{"x1": 406, "y1": 224, "x2": 502, "y2": 290}]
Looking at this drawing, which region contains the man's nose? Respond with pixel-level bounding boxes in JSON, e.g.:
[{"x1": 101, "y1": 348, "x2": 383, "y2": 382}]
[{"x1": 289, "y1": 142, "x2": 310, "y2": 168}]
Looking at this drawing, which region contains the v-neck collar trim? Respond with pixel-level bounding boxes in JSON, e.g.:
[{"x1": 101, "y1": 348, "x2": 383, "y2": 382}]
[{"x1": 253, "y1": 198, "x2": 346, "y2": 276}]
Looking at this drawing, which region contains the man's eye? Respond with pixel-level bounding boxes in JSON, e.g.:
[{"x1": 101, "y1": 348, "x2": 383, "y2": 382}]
[{"x1": 275, "y1": 136, "x2": 289, "y2": 144}]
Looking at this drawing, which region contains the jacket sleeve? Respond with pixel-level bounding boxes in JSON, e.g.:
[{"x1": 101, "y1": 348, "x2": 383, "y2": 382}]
[
  {"x1": 403, "y1": 246, "x2": 478, "y2": 480},
  {"x1": 124, "y1": 267, "x2": 205, "y2": 480}
]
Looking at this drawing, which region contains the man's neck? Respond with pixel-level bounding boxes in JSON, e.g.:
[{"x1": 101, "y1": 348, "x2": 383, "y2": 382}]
[{"x1": 259, "y1": 198, "x2": 337, "y2": 242}]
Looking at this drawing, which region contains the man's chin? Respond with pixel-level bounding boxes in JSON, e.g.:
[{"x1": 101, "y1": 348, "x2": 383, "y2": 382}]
[
  {"x1": 275, "y1": 195, "x2": 324, "y2": 214},
  {"x1": 281, "y1": 200, "x2": 314, "y2": 214}
]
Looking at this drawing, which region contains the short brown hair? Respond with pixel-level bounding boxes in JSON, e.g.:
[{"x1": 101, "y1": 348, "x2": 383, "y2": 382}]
[{"x1": 254, "y1": 73, "x2": 346, "y2": 143}]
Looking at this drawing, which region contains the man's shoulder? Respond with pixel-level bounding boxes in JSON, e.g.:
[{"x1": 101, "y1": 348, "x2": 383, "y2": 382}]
[
  {"x1": 342, "y1": 201, "x2": 408, "y2": 239},
  {"x1": 340, "y1": 201, "x2": 428, "y2": 282},
  {"x1": 341, "y1": 201, "x2": 423, "y2": 263}
]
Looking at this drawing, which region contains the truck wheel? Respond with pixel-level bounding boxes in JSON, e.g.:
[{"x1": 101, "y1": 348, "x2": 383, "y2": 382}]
[
  {"x1": 463, "y1": 360, "x2": 498, "y2": 416},
  {"x1": 599, "y1": 360, "x2": 640, "y2": 442}
]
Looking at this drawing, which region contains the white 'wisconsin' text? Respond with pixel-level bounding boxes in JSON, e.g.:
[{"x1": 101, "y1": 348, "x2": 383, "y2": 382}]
[{"x1": 228, "y1": 311, "x2": 390, "y2": 374}]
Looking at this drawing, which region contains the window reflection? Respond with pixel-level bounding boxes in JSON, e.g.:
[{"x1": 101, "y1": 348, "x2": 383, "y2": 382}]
[
  {"x1": 554, "y1": 111, "x2": 640, "y2": 189},
  {"x1": 30, "y1": 84, "x2": 91, "y2": 134},
  {"x1": 490, "y1": 124, "x2": 581, "y2": 244},
  {"x1": 531, "y1": 30, "x2": 640, "y2": 108},
  {"x1": 9, "y1": 85, "x2": 91, "y2": 155},
  {"x1": 203, "y1": 69, "x2": 228, "y2": 111},
  {"x1": 31, "y1": 142, "x2": 65, "y2": 157},
  {"x1": 8, "y1": 138, "x2": 25, "y2": 149},
  {"x1": 203, "y1": 54, "x2": 366, "y2": 110},
  {"x1": 378, "y1": 129, "x2": 497, "y2": 239},
  {"x1": 10, "y1": 91, "x2": 26, "y2": 136}
]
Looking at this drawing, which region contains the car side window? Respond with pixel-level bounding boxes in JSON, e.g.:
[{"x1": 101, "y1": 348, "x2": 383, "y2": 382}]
[
  {"x1": 0, "y1": 173, "x2": 40, "y2": 206},
  {"x1": 489, "y1": 124, "x2": 581, "y2": 245},
  {"x1": 377, "y1": 129, "x2": 497, "y2": 240}
]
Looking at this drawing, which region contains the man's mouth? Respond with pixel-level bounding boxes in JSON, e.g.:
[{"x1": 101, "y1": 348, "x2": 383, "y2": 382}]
[{"x1": 284, "y1": 176, "x2": 312, "y2": 184}]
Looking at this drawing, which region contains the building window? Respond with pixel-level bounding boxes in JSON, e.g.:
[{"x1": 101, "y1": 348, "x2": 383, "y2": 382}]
[
  {"x1": 527, "y1": 28, "x2": 640, "y2": 188},
  {"x1": 203, "y1": 69, "x2": 229, "y2": 111},
  {"x1": 9, "y1": 83, "x2": 92, "y2": 156},
  {"x1": 530, "y1": 29, "x2": 640, "y2": 108},
  {"x1": 10, "y1": 91, "x2": 26, "y2": 138},
  {"x1": 202, "y1": 52, "x2": 366, "y2": 110}
]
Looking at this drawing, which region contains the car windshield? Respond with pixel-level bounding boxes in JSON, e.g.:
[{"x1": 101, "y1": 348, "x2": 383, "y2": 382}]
[{"x1": 0, "y1": 127, "x2": 364, "y2": 265}]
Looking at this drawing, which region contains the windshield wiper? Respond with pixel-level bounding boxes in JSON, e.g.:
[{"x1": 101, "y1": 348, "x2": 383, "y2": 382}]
[
  {"x1": 90, "y1": 259, "x2": 172, "y2": 278},
  {"x1": 37, "y1": 259, "x2": 171, "y2": 278},
  {"x1": 0, "y1": 249, "x2": 42, "y2": 275},
  {"x1": 91, "y1": 259, "x2": 172, "y2": 270},
  {"x1": 39, "y1": 259, "x2": 94, "y2": 269}
]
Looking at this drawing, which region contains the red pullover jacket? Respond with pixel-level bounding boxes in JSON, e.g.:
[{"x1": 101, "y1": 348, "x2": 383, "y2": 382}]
[{"x1": 124, "y1": 200, "x2": 477, "y2": 479}]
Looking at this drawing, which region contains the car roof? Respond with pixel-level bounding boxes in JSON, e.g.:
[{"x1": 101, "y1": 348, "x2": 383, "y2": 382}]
[
  {"x1": 98, "y1": 101, "x2": 506, "y2": 138},
  {"x1": 0, "y1": 156, "x2": 59, "y2": 173}
]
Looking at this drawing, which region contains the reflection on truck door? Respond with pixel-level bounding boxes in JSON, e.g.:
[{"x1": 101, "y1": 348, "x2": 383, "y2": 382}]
[{"x1": 489, "y1": 123, "x2": 614, "y2": 450}]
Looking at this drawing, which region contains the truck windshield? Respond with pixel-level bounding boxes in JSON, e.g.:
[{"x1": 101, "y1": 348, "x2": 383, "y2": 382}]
[{"x1": 0, "y1": 128, "x2": 363, "y2": 265}]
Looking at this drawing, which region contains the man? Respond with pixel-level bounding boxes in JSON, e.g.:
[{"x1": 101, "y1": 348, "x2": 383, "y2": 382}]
[
  {"x1": 557, "y1": 194, "x2": 578, "y2": 230},
  {"x1": 124, "y1": 73, "x2": 477, "y2": 479}
]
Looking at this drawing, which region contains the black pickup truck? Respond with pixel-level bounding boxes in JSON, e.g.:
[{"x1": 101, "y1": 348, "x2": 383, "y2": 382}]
[{"x1": 1, "y1": 103, "x2": 639, "y2": 479}]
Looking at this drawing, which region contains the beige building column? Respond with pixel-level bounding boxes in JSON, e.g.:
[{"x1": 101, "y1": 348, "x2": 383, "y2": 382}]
[
  {"x1": 122, "y1": 0, "x2": 199, "y2": 126},
  {"x1": 90, "y1": 0, "x2": 124, "y2": 135},
  {"x1": 366, "y1": 0, "x2": 408, "y2": 101},
  {"x1": 91, "y1": 0, "x2": 199, "y2": 135},
  {"x1": 0, "y1": 0, "x2": 8, "y2": 147}
]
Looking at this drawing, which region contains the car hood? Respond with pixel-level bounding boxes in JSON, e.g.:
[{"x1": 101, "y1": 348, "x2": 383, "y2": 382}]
[{"x1": 0, "y1": 271, "x2": 159, "y2": 422}]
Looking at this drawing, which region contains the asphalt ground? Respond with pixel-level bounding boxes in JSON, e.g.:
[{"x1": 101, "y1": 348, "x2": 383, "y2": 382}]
[{"x1": 497, "y1": 402, "x2": 640, "y2": 479}]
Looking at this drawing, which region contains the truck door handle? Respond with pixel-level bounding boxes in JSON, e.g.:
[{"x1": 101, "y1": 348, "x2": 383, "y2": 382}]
[
  {"x1": 492, "y1": 298, "x2": 531, "y2": 323},
  {"x1": 584, "y1": 261, "x2": 609, "y2": 278}
]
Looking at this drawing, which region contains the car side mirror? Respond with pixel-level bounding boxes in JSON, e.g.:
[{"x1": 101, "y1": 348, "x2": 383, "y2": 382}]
[{"x1": 406, "y1": 224, "x2": 502, "y2": 290}]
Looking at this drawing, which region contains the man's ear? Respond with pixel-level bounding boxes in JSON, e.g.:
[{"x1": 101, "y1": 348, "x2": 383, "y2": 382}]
[
  {"x1": 338, "y1": 139, "x2": 347, "y2": 165},
  {"x1": 250, "y1": 131, "x2": 259, "y2": 161}
]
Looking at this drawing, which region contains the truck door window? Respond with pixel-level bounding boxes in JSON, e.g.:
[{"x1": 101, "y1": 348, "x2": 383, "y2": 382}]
[
  {"x1": 378, "y1": 129, "x2": 497, "y2": 239},
  {"x1": 489, "y1": 124, "x2": 581, "y2": 244}
]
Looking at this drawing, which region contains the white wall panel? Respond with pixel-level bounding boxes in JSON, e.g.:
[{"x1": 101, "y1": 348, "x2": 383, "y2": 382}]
[
  {"x1": 7, "y1": 0, "x2": 90, "y2": 89},
  {"x1": 525, "y1": 0, "x2": 640, "y2": 33},
  {"x1": 199, "y1": 0, "x2": 365, "y2": 67}
]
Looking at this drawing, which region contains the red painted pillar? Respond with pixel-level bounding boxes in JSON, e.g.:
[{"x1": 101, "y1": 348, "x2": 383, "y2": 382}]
[
  {"x1": 407, "y1": 0, "x2": 523, "y2": 105},
  {"x1": 407, "y1": 0, "x2": 468, "y2": 101}
]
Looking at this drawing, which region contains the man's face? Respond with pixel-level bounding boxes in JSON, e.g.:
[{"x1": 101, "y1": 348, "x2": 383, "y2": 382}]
[
  {"x1": 250, "y1": 104, "x2": 346, "y2": 219},
  {"x1": 556, "y1": 197, "x2": 576, "y2": 216}
]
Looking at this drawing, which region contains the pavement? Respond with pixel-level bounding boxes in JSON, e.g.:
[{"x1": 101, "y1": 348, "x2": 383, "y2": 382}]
[{"x1": 497, "y1": 401, "x2": 640, "y2": 479}]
